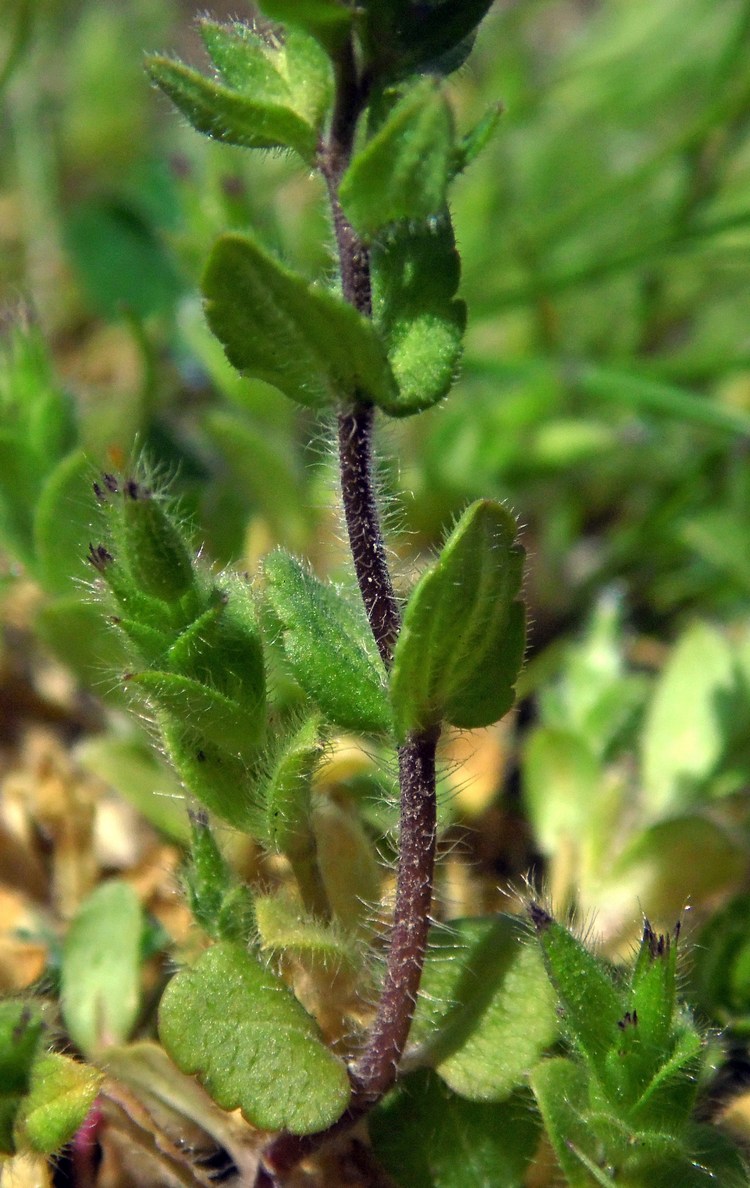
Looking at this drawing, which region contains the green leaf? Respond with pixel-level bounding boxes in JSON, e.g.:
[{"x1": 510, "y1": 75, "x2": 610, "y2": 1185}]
[
  {"x1": 641, "y1": 622, "x2": 736, "y2": 816},
  {"x1": 370, "y1": 1070, "x2": 540, "y2": 1188},
  {"x1": 528, "y1": 906, "x2": 624, "y2": 1084},
  {"x1": 14, "y1": 1054, "x2": 102, "y2": 1155},
  {"x1": 606, "y1": 815, "x2": 745, "y2": 935},
  {"x1": 61, "y1": 881, "x2": 144, "y2": 1058},
  {"x1": 187, "y1": 812, "x2": 255, "y2": 944},
  {"x1": 158, "y1": 941, "x2": 351, "y2": 1134},
  {"x1": 390, "y1": 501, "x2": 525, "y2": 740},
  {"x1": 0, "y1": 1002, "x2": 44, "y2": 1151},
  {"x1": 120, "y1": 481, "x2": 197, "y2": 604},
  {"x1": 263, "y1": 550, "x2": 391, "y2": 734},
  {"x1": 451, "y1": 101, "x2": 503, "y2": 177},
  {"x1": 0, "y1": 432, "x2": 38, "y2": 569},
  {"x1": 171, "y1": 575, "x2": 267, "y2": 713},
  {"x1": 255, "y1": 893, "x2": 360, "y2": 974},
  {"x1": 410, "y1": 917, "x2": 558, "y2": 1102},
  {"x1": 371, "y1": 216, "x2": 466, "y2": 415},
  {"x1": 200, "y1": 21, "x2": 332, "y2": 133},
  {"x1": 202, "y1": 232, "x2": 397, "y2": 410},
  {"x1": 33, "y1": 450, "x2": 98, "y2": 595},
  {"x1": 362, "y1": 0, "x2": 495, "y2": 77},
  {"x1": 199, "y1": 21, "x2": 290, "y2": 94},
  {"x1": 523, "y1": 728, "x2": 602, "y2": 857},
  {"x1": 256, "y1": 0, "x2": 353, "y2": 53},
  {"x1": 128, "y1": 670, "x2": 261, "y2": 754},
  {"x1": 339, "y1": 80, "x2": 454, "y2": 238},
  {"x1": 530, "y1": 1058, "x2": 596, "y2": 1188},
  {"x1": 146, "y1": 55, "x2": 318, "y2": 161},
  {"x1": 160, "y1": 720, "x2": 260, "y2": 832}
]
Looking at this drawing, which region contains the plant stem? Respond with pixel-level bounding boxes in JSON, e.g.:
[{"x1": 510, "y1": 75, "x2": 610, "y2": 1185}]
[{"x1": 256, "y1": 33, "x2": 441, "y2": 1184}]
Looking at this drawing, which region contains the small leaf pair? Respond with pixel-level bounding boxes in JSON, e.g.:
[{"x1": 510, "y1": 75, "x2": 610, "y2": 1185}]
[
  {"x1": 264, "y1": 501, "x2": 526, "y2": 744},
  {"x1": 146, "y1": 20, "x2": 332, "y2": 163}
]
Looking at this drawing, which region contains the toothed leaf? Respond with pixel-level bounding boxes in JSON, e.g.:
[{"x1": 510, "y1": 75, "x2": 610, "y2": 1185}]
[{"x1": 158, "y1": 941, "x2": 351, "y2": 1134}]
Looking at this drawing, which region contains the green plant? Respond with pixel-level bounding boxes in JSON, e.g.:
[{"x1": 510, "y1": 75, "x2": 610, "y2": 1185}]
[{"x1": 2, "y1": 2, "x2": 750, "y2": 1186}]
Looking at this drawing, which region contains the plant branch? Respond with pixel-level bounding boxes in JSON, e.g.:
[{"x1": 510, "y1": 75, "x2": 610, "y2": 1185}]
[{"x1": 256, "y1": 31, "x2": 441, "y2": 1186}]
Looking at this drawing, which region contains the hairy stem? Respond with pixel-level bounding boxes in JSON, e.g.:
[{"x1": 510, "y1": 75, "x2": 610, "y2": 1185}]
[{"x1": 256, "y1": 31, "x2": 441, "y2": 1186}]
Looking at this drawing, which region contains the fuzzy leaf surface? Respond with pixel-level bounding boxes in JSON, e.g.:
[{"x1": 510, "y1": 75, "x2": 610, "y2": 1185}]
[
  {"x1": 339, "y1": 80, "x2": 454, "y2": 238},
  {"x1": 371, "y1": 217, "x2": 466, "y2": 415},
  {"x1": 200, "y1": 21, "x2": 332, "y2": 132},
  {"x1": 409, "y1": 916, "x2": 557, "y2": 1101},
  {"x1": 146, "y1": 56, "x2": 318, "y2": 160},
  {"x1": 14, "y1": 1055, "x2": 102, "y2": 1155},
  {"x1": 203, "y1": 233, "x2": 397, "y2": 410},
  {"x1": 370, "y1": 1070, "x2": 540, "y2": 1188},
  {"x1": 390, "y1": 500, "x2": 525, "y2": 739},
  {"x1": 158, "y1": 941, "x2": 351, "y2": 1134},
  {"x1": 264, "y1": 550, "x2": 391, "y2": 734},
  {"x1": 529, "y1": 907, "x2": 624, "y2": 1084}
]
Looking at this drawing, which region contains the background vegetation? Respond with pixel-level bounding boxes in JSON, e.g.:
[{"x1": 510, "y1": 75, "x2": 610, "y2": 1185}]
[{"x1": 3, "y1": 0, "x2": 750, "y2": 1183}]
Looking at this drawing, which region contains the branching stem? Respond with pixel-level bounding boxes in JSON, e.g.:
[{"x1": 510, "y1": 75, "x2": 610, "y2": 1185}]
[{"x1": 256, "y1": 30, "x2": 441, "y2": 1186}]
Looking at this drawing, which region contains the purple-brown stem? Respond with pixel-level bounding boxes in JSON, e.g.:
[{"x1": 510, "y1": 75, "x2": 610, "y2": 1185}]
[{"x1": 256, "y1": 30, "x2": 440, "y2": 1186}]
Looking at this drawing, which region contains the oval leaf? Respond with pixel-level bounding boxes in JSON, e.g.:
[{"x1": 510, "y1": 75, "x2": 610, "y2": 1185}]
[
  {"x1": 61, "y1": 881, "x2": 143, "y2": 1058},
  {"x1": 410, "y1": 916, "x2": 558, "y2": 1102},
  {"x1": 371, "y1": 216, "x2": 466, "y2": 416},
  {"x1": 263, "y1": 549, "x2": 392, "y2": 734},
  {"x1": 339, "y1": 80, "x2": 454, "y2": 239},
  {"x1": 641, "y1": 622, "x2": 736, "y2": 816},
  {"x1": 146, "y1": 56, "x2": 318, "y2": 161},
  {"x1": 390, "y1": 500, "x2": 525, "y2": 740},
  {"x1": 202, "y1": 233, "x2": 397, "y2": 411},
  {"x1": 158, "y1": 941, "x2": 351, "y2": 1134}
]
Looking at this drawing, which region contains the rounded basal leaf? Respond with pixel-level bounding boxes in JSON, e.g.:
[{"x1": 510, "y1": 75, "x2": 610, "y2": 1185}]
[
  {"x1": 158, "y1": 942, "x2": 351, "y2": 1134},
  {"x1": 61, "y1": 881, "x2": 144, "y2": 1058},
  {"x1": 146, "y1": 56, "x2": 318, "y2": 161},
  {"x1": 390, "y1": 500, "x2": 525, "y2": 740},
  {"x1": 410, "y1": 917, "x2": 557, "y2": 1102},
  {"x1": 14, "y1": 1055, "x2": 102, "y2": 1156},
  {"x1": 339, "y1": 80, "x2": 454, "y2": 239},
  {"x1": 263, "y1": 550, "x2": 392, "y2": 734},
  {"x1": 202, "y1": 233, "x2": 397, "y2": 411}
]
